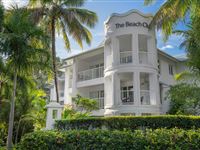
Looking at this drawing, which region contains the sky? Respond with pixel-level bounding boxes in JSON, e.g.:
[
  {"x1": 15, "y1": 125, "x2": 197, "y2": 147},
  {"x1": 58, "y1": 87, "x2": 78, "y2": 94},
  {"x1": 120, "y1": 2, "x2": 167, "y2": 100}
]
[{"x1": 2, "y1": 0, "x2": 186, "y2": 59}]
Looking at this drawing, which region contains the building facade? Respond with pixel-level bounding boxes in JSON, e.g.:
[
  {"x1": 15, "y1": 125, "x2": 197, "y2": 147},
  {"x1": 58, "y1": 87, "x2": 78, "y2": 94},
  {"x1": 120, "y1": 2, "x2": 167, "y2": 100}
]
[{"x1": 50, "y1": 10, "x2": 187, "y2": 116}]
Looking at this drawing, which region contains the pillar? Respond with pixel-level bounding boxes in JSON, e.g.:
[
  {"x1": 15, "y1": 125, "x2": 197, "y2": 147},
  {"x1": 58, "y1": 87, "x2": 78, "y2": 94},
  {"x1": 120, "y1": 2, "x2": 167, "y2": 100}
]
[{"x1": 46, "y1": 102, "x2": 63, "y2": 130}]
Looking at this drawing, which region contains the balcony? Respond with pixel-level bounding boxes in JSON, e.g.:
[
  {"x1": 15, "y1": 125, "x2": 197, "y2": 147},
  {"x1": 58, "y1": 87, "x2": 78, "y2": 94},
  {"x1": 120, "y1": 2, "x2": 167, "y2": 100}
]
[
  {"x1": 139, "y1": 51, "x2": 154, "y2": 65},
  {"x1": 78, "y1": 66, "x2": 104, "y2": 81},
  {"x1": 121, "y1": 90, "x2": 134, "y2": 105},
  {"x1": 140, "y1": 90, "x2": 150, "y2": 105},
  {"x1": 120, "y1": 51, "x2": 132, "y2": 64}
]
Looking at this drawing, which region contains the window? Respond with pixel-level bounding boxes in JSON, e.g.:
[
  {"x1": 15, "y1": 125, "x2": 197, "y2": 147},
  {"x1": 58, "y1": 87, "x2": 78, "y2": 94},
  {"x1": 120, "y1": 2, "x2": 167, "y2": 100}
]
[
  {"x1": 89, "y1": 90, "x2": 104, "y2": 109},
  {"x1": 121, "y1": 113, "x2": 135, "y2": 116},
  {"x1": 141, "y1": 113, "x2": 151, "y2": 116},
  {"x1": 138, "y1": 34, "x2": 148, "y2": 52},
  {"x1": 169, "y1": 64, "x2": 173, "y2": 75},
  {"x1": 158, "y1": 60, "x2": 161, "y2": 74},
  {"x1": 121, "y1": 85, "x2": 134, "y2": 104},
  {"x1": 52, "y1": 110, "x2": 58, "y2": 119},
  {"x1": 118, "y1": 34, "x2": 132, "y2": 64}
]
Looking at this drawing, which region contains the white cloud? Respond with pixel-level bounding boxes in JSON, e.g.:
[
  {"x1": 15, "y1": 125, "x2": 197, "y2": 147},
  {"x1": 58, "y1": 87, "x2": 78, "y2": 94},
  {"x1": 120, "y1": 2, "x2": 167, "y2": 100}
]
[{"x1": 160, "y1": 44, "x2": 174, "y2": 50}]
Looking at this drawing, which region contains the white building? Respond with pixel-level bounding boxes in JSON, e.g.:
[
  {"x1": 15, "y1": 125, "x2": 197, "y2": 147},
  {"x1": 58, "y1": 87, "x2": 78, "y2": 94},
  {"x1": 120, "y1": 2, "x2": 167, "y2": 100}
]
[{"x1": 50, "y1": 10, "x2": 187, "y2": 116}]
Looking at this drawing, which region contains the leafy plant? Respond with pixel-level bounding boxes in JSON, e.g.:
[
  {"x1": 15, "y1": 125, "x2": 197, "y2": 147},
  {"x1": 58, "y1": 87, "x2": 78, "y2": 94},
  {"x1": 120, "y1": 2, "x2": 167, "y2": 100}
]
[
  {"x1": 18, "y1": 128, "x2": 200, "y2": 150},
  {"x1": 167, "y1": 83, "x2": 200, "y2": 115},
  {"x1": 62, "y1": 95, "x2": 99, "y2": 119},
  {"x1": 55, "y1": 115, "x2": 200, "y2": 131}
]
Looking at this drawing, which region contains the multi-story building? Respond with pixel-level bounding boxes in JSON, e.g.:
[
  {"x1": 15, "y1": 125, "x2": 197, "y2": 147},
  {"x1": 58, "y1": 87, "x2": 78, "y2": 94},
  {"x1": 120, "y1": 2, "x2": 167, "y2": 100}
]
[{"x1": 50, "y1": 10, "x2": 187, "y2": 116}]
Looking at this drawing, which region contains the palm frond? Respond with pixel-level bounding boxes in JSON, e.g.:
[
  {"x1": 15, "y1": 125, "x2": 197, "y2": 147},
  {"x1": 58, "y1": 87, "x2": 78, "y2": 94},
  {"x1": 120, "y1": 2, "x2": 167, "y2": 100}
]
[
  {"x1": 60, "y1": 18, "x2": 70, "y2": 50},
  {"x1": 144, "y1": 0, "x2": 156, "y2": 6},
  {"x1": 60, "y1": 0, "x2": 86, "y2": 7},
  {"x1": 150, "y1": 0, "x2": 192, "y2": 40},
  {"x1": 62, "y1": 8, "x2": 98, "y2": 28}
]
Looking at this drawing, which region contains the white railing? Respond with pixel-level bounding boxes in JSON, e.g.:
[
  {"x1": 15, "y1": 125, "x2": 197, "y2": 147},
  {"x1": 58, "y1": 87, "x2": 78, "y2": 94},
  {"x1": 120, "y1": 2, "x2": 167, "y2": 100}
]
[
  {"x1": 140, "y1": 90, "x2": 150, "y2": 105},
  {"x1": 120, "y1": 51, "x2": 132, "y2": 64},
  {"x1": 78, "y1": 66, "x2": 104, "y2": 81},
  {"x1": 121, "y1": 90, "x2": 134, "y2": 105},
  {"x1": 92, "y1": 97, "x2": 104, "y2": 109},
  {"x1": 139, "y1": 51, "x2": 154, "y2": 65}
]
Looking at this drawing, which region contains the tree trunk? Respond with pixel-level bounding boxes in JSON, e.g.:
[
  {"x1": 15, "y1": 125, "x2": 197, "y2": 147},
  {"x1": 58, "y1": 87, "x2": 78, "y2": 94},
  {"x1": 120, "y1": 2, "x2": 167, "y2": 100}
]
[
  {"x1": 51, "y1": 17, "x2": 59, "y2": 103},
  {"x1": 7, "y1": 71, "x2": 17, "y2": 150}
]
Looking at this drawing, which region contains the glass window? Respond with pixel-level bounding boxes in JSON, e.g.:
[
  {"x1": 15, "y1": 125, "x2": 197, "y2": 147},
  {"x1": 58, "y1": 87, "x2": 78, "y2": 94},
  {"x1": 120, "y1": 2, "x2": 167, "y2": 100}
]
[
  {"x1": 138, "y1": 34, "x2": 148, "y2": 52},
  {"x1": 158, "y1": 60, "x2": 161, "y2": 74},
  {"x1": 52, "y1": 110, "x2": 58, "y2": 119},
  {"x1": 169, "y1": 64, "x2": 174, "y2": 75},
  {"x1": 140, "y1": 73, "x2": 149, "y2": 90}
]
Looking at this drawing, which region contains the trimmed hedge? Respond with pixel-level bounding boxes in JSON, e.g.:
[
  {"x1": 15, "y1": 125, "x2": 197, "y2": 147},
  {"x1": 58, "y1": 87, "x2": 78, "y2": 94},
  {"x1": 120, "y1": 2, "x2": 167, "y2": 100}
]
[
  {"x1": 55, "y1": 115, "x2": 200, "y2": 130},
  {"x1": 18, "y1": 129, "x2": 200, "y2": 150}
]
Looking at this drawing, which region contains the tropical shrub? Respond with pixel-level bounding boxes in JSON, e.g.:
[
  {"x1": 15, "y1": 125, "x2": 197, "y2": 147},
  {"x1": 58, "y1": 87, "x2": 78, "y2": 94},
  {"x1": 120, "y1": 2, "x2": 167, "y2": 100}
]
[
  {"x1": 55, "y1": 115, "x2": 200, "y2": 131},
  {"x1": 62, "y1": 95, "x2": 99, "y2": 119},
  {"x1": 18, "y1": 128, "x2": 200, "y2": 150},
  {"x1": 167, "y1": 83, "x2": 200, "y2": 115}
]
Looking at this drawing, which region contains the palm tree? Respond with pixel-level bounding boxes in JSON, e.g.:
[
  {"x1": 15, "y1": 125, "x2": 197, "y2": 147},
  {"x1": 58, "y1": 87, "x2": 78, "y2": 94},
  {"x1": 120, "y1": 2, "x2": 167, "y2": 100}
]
[
  {"x1": 0, "y1": 7, "x2": 50, "y2": 149},
  {"x1": 28, "y1": 0, "x2": 98, "y2": 103},
  {"x1": 144, "y1": 0, "x2": 200, "y2": 39}
]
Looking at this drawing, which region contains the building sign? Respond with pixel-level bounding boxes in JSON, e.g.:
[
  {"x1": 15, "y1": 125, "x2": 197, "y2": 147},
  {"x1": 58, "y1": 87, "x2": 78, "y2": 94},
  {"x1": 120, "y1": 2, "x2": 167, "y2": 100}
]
[{"x1": 115, "y1": 21, "x2": 149, "y2": 29}]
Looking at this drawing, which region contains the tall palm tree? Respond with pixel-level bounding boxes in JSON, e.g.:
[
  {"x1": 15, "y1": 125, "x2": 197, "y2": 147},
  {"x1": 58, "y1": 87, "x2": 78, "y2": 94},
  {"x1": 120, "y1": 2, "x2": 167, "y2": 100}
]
[
  {"x1": 144, "y1": 0, "x2": 200, "y2": 39},
  {"x1": 0, "y1": 7, "x2": 50, "y2": 149},
  {"x1": 28, "y1": 0, "x2": 98, "y2": 103}
]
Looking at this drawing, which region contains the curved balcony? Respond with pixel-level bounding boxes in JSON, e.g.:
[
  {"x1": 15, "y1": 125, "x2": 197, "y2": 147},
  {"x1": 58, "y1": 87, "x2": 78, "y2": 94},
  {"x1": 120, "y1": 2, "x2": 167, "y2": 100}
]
[
  {"x1": 120, "y1": 51, "x2": 132, "y2": 64},
  {"x1": 139, "y1": 51, "x2": 155, "y2": 66}
]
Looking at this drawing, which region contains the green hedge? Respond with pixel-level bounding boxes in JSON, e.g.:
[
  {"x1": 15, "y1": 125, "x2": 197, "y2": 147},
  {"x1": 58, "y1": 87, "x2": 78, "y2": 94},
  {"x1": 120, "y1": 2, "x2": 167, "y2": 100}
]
[
  {"x1": 18, "y1": 129, "x2": 200, "y2": 150},
  {"x1": 55, "y1": 115, "x2": 200, "y2": 130}
]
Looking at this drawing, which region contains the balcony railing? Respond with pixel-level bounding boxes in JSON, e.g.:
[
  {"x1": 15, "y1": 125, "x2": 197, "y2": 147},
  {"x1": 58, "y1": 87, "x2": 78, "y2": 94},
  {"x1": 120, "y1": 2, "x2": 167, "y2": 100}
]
[
  {"x1": 92, "y1": 97, "x2": 104, "y2": 109},
  {"x1": 121, "y1": 90, "x2": 134, "y2": 105},
  {"x1": 140, "y1": 90, "x2": 150, "y2": 105},
  {"x1": 78, "y1": 66, "x2": 104, "y2": 81},
  {"x1": 120, "y1": 51, "x2": 132, "y2": 64},
  {"x1": 139, "y1": 51, "x2": 154, "y2": 65}
]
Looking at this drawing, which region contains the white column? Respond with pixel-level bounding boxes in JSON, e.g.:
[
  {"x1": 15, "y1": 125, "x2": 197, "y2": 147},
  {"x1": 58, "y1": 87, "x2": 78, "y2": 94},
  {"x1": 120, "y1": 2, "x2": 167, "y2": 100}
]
[
  {"x1": 104, "y1": 73, "x2": 119, "y2": 116},
  {"x1": 149, "y1": 73, "x2": 160, "y2": 105},
  {"x1": 134, "y1": 71, "x2": 140, "y2": 106},
  {"x1": 64, "y1": 67, "x2": 71, "y2": 104},
  {"x1": 115, "y1": 73, "x2": 121, "y2": 105},
  {"x1": 72, "y1": 58, "x2": 77, "y2": 97},
  {"x1": 111, "y1": 73, "x2": 116, "y2": 106},
  {"x1": 112, "y1": 37, "x2": 119, "y2": 66},
  {"x1": 46, "y1": 102, "x2": 63, "y2": 130},
  {"x1": 132, "y1": 34, "x2": 139, "y2": 64}
]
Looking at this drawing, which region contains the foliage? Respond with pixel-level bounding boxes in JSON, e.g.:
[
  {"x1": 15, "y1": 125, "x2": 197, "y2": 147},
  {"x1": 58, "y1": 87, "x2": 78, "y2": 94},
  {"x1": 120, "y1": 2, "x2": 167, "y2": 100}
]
[
  {"x1": 62, "y1": 95, "x2": 99, "y2": 119},
  {"x1": 18, "y1": 128, "x2": 200, "y2": 150},
  {"x1": 72, "y1": 94, "x2": 99, "y2": 112},
  {"x1": 62, "y1": 105, "x2": 90, "y2": 120},
  {"x1": 28, "y1": 0, "x2": 98, "y2": 102},
  {"x1": 144, "y1": 0, "x2": 200, "y2": 40},
  {"x1": 167, "y1": 83, "x2": 200, "y2": 115},
  {"x1": 0, "y1": 123, "x2": 7, "y2": 147},
  {"x1": 174, "y1": 15, "x2": 200, "y2": 74},
  {"x1": 0, "y1": 6, "x2": 50, "y2": 147},
  {"x1": 55, "y1": 115, "x2": 200, "y2": 131}
]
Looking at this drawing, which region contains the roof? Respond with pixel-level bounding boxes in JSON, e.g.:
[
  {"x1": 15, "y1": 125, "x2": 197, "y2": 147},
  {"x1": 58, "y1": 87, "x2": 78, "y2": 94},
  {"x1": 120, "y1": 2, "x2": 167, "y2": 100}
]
[
  {"x1": 104, "y1": 9, "x2": 153, "y2": 24},
  {"x1": 63, "y1": 45, "x2": 104, "y2": 61},
  {"x1": 174, "y1": 54, "x2": 187, "y2": 61},
  {"x1": 63, "y1": 43, "x2": 182, "y2": 63}
]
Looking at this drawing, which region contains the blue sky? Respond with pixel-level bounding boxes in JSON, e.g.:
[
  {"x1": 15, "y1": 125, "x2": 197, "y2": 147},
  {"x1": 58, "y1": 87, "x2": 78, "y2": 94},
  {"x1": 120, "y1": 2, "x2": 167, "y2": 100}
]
[{"x1": 3, "y1": 0, "x2": 186, "y2": 59}]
